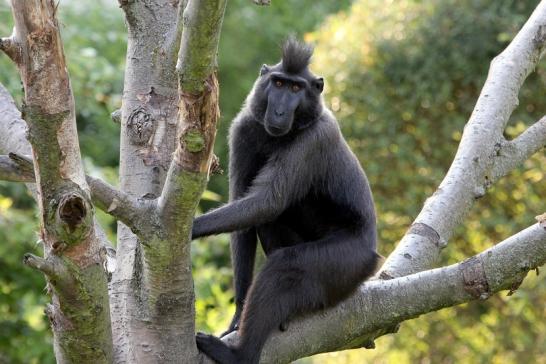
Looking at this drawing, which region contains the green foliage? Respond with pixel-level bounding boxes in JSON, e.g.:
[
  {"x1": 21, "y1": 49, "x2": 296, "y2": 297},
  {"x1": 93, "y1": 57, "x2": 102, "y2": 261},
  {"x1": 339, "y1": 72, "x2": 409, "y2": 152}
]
[
  {"x1": 192, "y1": 234, "x2": 233, "y2": 334},
  {"x1": 0, "y1": 197, "x2": 54, "y2": 364}
]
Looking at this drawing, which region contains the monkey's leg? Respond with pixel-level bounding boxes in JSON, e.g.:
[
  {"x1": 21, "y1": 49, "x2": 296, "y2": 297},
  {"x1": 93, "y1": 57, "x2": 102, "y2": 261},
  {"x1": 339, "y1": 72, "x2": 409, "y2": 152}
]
[
  {"x1": 234, "y1": 230, "x2": 379, "y2": 364},
  {"x1": 221, "y1": 228, "x2": 258, "y2": 338}
]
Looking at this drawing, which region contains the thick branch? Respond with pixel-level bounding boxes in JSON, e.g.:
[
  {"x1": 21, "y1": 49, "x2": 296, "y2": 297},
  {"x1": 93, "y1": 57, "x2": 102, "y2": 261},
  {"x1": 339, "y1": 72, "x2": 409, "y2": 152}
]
[
  {"x1": 217, "y1": 222, "x2": 546, "y2": 363},
  {"x1": 110, "y1": 0, "x2": 222, "y2": 362},
  {"x1": 380, "y1": 0, "x2": 546, "y2": 279},
  {"x1": 177, "y1": 1, "x2": 226, "y2": 94},
  {"x1": 158, "y1": 0, "x2": 227, "y2": 222},
  {"x1": 87, "y1": 176, "x2": 153, "y2": 236},
  {"x1": 0, "y1": 153, "x2": 34, "y2": 182},
  {"x1": 491, "y1": 116, "x2": 546, "y2": 180},
  {"x1": 158, "y1": 0, "x2": 227, "y2": 226},
  {"x1": 0, "y1": 35, "x2": 21, "y2": 64}
]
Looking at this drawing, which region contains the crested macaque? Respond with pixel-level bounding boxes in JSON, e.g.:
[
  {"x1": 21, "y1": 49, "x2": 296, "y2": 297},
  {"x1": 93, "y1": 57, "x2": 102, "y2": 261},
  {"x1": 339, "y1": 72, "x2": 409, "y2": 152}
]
[{"x1": 192, "y1": 38, "x2": 379, "y2": 364}]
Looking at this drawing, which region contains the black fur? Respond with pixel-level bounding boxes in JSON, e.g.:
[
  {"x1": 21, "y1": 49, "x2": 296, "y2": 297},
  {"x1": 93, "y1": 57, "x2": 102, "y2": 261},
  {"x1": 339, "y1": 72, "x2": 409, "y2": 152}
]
[
  {"x1": 281, "y1": 36, "x2": 313, "y2": 74},
  {"x1": 192, "y1": 38, "x2": 379, "y2": 364}
]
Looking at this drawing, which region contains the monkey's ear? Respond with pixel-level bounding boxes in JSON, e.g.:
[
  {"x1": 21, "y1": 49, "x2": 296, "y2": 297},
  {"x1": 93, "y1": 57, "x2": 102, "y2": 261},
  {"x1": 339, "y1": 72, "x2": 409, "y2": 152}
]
[
  {"x1": 314, "y1": 77, "x2": 324, "y2": 93},
  {"x1": 260, "y1": 64, "x2": 270, "y2": 76}
]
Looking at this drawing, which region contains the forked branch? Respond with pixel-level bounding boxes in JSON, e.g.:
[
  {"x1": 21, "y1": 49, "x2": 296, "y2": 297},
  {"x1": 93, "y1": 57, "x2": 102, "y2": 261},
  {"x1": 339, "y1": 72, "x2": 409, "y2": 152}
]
[
  {"x1": 379, "y1": 0, "x2": 546, "y2": 278},
  {"x1": 491, "y1": 116, "x2": 546, "y2": 180}
]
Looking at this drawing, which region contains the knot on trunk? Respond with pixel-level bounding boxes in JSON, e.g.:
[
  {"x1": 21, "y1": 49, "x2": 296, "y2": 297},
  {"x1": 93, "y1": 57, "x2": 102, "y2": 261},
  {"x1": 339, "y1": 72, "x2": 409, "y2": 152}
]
[
  {"x1": 59, "y1": 194, "x2": 86, "y2": 231},
  {"x1": 127, "y1": 106, "x2": 155, "y2": 145},
  {"x1": 47, "y1": 185, "x2": 93, "y2": 246}
]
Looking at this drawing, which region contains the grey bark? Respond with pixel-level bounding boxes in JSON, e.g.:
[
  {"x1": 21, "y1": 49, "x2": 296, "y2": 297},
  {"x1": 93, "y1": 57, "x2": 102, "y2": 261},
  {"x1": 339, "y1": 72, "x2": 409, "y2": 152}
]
[
  {"x1": 0, "y1": 85, "x2": 34, "y2": 194},
  {"x1": 110, "y1": 0, "x2": 187, "y2": 359},
  {"x1": 111, "y1": 0, "x2": 226, "y2": 362}
]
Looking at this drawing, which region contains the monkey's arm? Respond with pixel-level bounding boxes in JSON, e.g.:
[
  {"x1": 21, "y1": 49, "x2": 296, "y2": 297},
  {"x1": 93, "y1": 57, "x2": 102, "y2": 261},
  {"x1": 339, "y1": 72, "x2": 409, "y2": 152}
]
[
  {"x1": 192, "y1": 184, "x2": 287, "y2": 238},
  {"x1": 192, "y1": 146, "x2": 316, "y2": 238}
]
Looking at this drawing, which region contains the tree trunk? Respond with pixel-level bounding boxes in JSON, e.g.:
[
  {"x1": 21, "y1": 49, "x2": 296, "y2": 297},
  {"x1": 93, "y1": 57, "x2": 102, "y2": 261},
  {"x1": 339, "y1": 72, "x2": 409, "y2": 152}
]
[{"x1": 1, "y1": 1, "x2": 112, "y2": 362}]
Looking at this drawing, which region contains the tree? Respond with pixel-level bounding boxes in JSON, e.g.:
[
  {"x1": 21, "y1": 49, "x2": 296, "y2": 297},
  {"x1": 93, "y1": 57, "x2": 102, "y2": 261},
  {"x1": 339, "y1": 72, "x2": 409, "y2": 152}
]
[{"x1": 0, "y1": 1, "x2": 544, "y2": 363}]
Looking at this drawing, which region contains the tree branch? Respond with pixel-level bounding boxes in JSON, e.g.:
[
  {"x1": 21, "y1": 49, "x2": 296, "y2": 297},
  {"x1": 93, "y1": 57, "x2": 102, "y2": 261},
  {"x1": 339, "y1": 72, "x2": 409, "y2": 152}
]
[
  {"x1": 23, "y1": 253, "x2": 58, "y2": 278},
  {"x1": 107, "y1": 0, "x2": 229, "y2": 361},
  {"x1": 0, "y1": 85, "x2": 32, "y2": 160},
  {"x1": 157, "y1": 0, "x2": 227, "y2": 228},
  {"x1": 0, "y1": 34, "x2": 21, "y2": 64},
  {"x1": 491, "y1": 116, "x2": 546, "y2": 180},
  {"x1": 0, "y1": 153, "x2": 34, "y2": 182},
  {"x1": 87, "y1": 175, "x2": 154, "y2": 236},
  {"x1": 379, "y1": 0, "x2": 546, "y2": 279},
  {"x1": 216, "y1": 222, "x2": 546, "y2": 363},
  {"x1": 157, "y1": 0, "x2": 227, "y2": 236}
]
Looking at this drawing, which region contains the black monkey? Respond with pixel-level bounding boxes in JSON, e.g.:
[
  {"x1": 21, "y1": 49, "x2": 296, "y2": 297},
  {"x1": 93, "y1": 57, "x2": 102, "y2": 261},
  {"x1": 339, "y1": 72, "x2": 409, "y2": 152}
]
[{"x1": 193, "y1": 38, "x2": 380, "y2": 364}]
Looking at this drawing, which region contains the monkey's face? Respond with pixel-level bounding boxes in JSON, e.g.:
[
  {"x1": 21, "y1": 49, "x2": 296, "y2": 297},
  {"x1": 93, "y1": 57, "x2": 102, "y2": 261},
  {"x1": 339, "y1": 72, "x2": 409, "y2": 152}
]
[
  {"x1": 263, "y1": 73, "x2": 307, "y2": 137},
  {"x1": 250, "y1": 64, "x2": 324, "y2": 137}
]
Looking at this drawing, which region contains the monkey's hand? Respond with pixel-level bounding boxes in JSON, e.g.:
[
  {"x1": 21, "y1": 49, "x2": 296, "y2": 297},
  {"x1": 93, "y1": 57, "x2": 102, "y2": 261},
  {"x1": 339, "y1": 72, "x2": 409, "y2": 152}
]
[
  {"x1": 220, "y1": 308, "x2": 242, "y2": 338},
  {"x1": 191, "y1": 216, "x2": 204, "y2": 240}
]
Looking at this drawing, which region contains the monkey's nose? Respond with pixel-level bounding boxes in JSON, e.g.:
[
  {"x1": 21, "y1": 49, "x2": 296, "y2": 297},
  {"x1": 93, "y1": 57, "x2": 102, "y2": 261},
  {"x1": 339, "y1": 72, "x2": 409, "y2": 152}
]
[{"x1": 274, "y1": 110, "x2": 284, "y2": 117}]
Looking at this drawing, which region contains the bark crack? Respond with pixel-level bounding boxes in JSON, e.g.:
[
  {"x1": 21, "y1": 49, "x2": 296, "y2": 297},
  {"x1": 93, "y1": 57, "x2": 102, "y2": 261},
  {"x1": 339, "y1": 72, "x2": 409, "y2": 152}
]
[
  {"x1": 460, "y1": 256, "x2": 490, "y2": 300},
  {"x1": 408, "y1": 222, "x2": 441, "y2": 247}
]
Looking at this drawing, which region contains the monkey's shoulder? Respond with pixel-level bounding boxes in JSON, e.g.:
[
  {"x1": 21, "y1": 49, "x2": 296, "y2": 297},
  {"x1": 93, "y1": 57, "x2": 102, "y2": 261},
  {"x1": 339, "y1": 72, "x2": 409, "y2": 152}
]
[{"x1": 292, "y1": 110, "x2": 343, "y2": 150}]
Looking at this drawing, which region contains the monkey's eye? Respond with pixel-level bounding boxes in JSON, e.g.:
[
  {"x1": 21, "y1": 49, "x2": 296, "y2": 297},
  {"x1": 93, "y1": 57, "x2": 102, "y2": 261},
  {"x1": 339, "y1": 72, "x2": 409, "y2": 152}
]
[
  {"x1": 291, "y1": 84, "x2": 301, "y2": 92},
  {"x1": 275, "y1": 80, "x2": 283, "y2": 87}
]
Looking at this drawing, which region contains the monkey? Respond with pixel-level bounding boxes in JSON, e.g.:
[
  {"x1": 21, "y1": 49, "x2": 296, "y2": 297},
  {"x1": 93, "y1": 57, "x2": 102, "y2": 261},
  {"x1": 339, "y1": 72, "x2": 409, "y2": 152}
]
[{"x1": 192, "y1": 37, "x2": 380, "y2": 364}]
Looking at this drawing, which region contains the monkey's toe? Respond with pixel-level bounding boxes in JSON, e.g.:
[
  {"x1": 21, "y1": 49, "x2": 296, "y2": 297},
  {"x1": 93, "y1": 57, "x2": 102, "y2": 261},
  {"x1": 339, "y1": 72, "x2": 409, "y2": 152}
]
[{"x1": 196, "y1": 332, "x2": 216, "y2": 351}]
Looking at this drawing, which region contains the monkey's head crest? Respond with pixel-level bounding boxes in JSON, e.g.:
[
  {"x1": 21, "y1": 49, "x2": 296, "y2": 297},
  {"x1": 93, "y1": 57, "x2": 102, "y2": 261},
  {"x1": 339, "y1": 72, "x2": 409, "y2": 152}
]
[{"x1": 281, "y1": 37, "x2": 314, "y2": 74}]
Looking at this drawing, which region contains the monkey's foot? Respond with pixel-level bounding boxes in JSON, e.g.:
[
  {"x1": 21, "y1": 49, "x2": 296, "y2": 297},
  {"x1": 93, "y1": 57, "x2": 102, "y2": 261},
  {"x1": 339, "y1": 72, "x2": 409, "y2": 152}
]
[{"x1": 196, "y1": 332, "x2": 238, "y2": 364}]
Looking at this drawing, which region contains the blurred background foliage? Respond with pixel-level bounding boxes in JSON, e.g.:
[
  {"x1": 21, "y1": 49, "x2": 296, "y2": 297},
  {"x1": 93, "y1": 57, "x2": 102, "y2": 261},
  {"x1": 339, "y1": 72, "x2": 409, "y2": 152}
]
[{"x1": 0, "y1": 0, "x2": 544, "y2": 363}]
